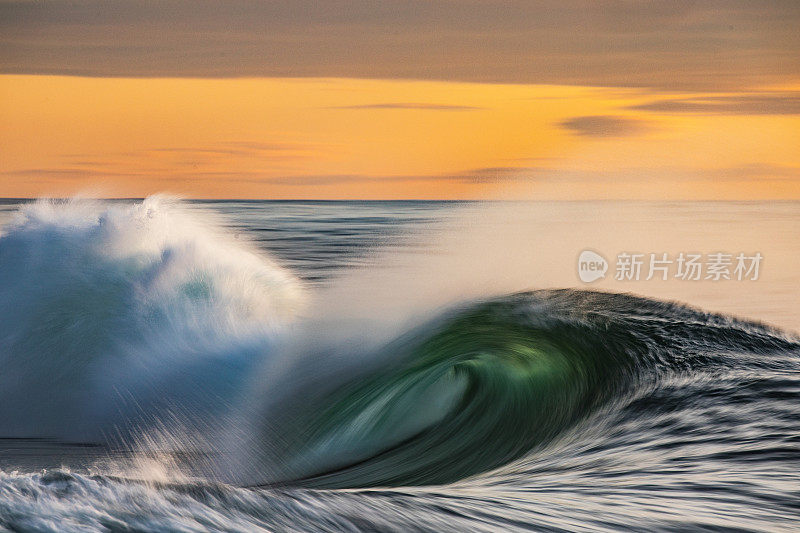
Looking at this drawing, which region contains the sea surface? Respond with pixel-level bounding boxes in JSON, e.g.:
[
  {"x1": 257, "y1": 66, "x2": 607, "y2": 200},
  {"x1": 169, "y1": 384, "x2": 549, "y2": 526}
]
[{"x1": 0, "y1": 198, "x2": 798, "y2": 532}]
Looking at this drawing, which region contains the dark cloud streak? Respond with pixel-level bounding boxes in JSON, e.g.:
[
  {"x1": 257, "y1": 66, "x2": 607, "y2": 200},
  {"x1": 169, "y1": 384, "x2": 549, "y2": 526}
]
[
  {"x1": 559, "y1": 115, "x2": 650, "y2": 137},
  {"x1": 0, "y1": 166, "x2": 545, "y2": 185},
  {"x1": 6, "y1": 163, "x2": 799, "y2": 187},
  {"x1": 630, "y1": 93, "x2": 800, "y2": 115},
  {"x1": 330, "y1": 103, "x2": 483, "y2": 111},
  {"x1": 1, "y1": 1, "x2": 798, "y2": 90}
]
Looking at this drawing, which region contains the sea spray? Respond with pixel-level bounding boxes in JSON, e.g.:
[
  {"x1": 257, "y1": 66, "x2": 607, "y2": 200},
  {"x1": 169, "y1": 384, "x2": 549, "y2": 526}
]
[{"x1": 0, "y1": 197, "x2": 303, "y2": 441}]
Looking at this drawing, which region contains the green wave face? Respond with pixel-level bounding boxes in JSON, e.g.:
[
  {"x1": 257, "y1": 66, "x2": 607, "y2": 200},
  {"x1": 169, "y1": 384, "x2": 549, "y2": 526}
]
[
  {"x1": 251, "y1": 290, "x2": 797, "y2": 489},
  {"x1": 263, "y1": 293, "x2": 644, "y2": 488}
]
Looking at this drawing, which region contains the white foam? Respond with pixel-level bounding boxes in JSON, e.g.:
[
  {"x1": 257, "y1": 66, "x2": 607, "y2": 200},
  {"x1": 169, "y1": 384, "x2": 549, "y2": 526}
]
[{"x1": 0, "y1": 196, "x2": 304, "y2": 440}]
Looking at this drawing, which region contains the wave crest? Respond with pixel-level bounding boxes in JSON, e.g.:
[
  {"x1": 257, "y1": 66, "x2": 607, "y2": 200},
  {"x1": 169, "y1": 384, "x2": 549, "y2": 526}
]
[{"x1": 0, "y1": 197, "x2": 303, "y2": 440}]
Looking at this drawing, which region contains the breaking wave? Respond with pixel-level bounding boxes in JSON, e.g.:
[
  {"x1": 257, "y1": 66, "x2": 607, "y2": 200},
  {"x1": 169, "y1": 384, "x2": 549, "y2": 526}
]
[{"x1": 0, "y1": 197, "x2": 303, "y2": 440}]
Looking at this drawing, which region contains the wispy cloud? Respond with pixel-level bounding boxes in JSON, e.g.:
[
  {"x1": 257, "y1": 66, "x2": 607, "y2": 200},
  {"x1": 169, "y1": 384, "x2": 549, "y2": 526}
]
[
  {"x1": 330, "y1": 103, "x2": 483, "y2": 111},
  {"x1": 558, "y1": 115, "x2": 650, "y2": 137},
  {"x1": 0, "y1": 140, "x2": 323, "y2": 187},
  {"x1": 61, "y1": 141, "x2": 315, "y2": 161},
  {"x1": 263, "y1": 167, "x2": 542, "y2": 186},
  {"x1": 703, "y1": 163, "x2": 800, "y2": 181},
  {"x1": 1, "y1": 168, "x2": 147, "y2": 179},
  {"x1": 6, "y1": 164, "x2": 799, "y2": 191},
  {"x1": 631, "y1": 93, "x2": 800, "y2": 115},
  {"x1": 144, "y1": 141, "x2": 313, "y2": 158}
]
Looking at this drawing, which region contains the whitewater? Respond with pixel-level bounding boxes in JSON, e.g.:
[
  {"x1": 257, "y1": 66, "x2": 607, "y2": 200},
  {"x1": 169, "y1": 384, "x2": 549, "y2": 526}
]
[{"x1": 0, "y1": 197, "x2": 799, "y2": 532}]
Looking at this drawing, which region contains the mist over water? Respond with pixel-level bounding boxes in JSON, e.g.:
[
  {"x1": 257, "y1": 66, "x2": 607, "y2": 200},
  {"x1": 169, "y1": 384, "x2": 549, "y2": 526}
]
[
  {"x1": 0, "y1": 197, "x2": 799, "y2": 532},
  {"x1": 317, "y1": 200, "x2": 800, "y2": 332}
]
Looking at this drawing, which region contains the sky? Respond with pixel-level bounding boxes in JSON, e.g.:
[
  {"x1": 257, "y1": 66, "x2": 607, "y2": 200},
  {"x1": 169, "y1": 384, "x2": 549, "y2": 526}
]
[{"x1": 1, "y1": 0, "x2": 799, "y2": 199}]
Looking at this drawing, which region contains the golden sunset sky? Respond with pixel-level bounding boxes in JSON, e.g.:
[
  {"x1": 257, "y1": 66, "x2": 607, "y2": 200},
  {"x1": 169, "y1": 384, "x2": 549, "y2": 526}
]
[{"x1": 1, "y1": 1, "x2": 799, "y2": 199}]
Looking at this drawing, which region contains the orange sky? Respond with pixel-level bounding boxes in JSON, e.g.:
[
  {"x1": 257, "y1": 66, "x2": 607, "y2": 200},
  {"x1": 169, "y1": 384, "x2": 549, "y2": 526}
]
[
  {"x1": 2, "y1": 1, "x2": 799, "y2": 199},
  {"x1": 1, "y1": 75, "x2": 799, "y2": 199}
]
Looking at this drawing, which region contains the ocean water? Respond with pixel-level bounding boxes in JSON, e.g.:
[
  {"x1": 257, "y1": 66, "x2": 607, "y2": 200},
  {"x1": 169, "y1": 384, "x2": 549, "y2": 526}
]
[{"x1": 0, "y1": 198, "x2": 798, "y2": 532}]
